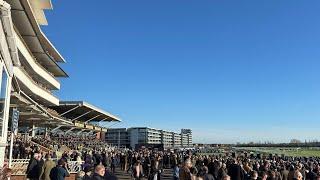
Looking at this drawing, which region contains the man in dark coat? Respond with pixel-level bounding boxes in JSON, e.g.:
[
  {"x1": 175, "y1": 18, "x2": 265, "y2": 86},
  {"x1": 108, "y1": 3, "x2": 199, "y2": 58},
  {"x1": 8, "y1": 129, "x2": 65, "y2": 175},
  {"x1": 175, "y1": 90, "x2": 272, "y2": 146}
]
[
  {"x1": 49, "y1": 159, "x2": 70, "y2": 180},
  {"x1": 91, "y1": 165, "x2": 105, "y2": 180},
  {"x1": 26, "y1": 153, "x2": 44, "y2": 180},
  {"x1": 227, "y1": 159, "x2": 244, "y2": 180},
  {"x1": 104, "y1": 169, "x2": 118, "y2": 180}
]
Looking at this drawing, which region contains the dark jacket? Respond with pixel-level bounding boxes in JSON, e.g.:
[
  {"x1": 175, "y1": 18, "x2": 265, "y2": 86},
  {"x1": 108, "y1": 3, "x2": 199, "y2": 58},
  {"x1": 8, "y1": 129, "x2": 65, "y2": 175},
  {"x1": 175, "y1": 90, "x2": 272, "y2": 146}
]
[
  {"x1": 228, "y1": 164, "x2": 244, "y2": 180},
  {"x1": 49, "y1": 166, "x2": 70, "y2": 180},
  {"x1": 91, "y1": 173, "x2": 105, "y2": 180},
  {"x1": 204, "y1": 173, "x2": 216, "y2": 180},
  {"x1": 105, "y1": 171, "x2": 118, "y2": 180},
  {"x1": 26, "y1": 158, "x2": 44, "y2": 179},
  {"x1": 82, "y1": 174, "x2": 91, "y2": 180}
]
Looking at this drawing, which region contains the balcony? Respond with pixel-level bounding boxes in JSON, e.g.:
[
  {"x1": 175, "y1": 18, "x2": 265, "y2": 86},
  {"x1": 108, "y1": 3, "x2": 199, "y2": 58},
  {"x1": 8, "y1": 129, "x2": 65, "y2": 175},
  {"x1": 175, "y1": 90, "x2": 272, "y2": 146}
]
[
  {"x1": 14, "y1": 29, "x2": 60, "y2": 90},
  {"x1": 13, "y1": 66, "x2": 59, "y2": 106}
]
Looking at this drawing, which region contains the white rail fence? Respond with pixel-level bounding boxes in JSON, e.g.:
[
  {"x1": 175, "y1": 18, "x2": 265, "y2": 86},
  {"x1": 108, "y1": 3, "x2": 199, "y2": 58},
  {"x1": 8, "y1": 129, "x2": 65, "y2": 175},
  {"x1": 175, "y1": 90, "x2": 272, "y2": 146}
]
[
  {"x1": 11, "y1": 159, "x2": 84, "y2": 175},
  {"x1": 11, "y1": 159, "x2": 29, "y2": 175}
]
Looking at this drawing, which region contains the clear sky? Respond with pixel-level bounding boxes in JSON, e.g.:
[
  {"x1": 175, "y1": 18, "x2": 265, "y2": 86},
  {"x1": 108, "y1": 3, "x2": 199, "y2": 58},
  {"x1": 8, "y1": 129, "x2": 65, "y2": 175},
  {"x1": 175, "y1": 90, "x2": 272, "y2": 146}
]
[{"x1": 42, "y1": 0, "x2": 320, "y2": 144}]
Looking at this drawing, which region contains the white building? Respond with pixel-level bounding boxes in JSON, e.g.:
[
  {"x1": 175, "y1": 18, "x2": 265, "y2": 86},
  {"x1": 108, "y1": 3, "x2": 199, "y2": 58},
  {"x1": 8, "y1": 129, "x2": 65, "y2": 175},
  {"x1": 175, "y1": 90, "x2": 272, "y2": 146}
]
[
  {"x1": 173, "y1": 132, "x2": 182, "y2": 148},
  {"x1": 181, "y1": 133, "x2": 189, "y2": 147},
  {"x1": 161, "y1": 130, "x2": 173, "y2": 148},
  {"x1": 106, "y1": 127, "x2": 192, "y2": 149},
  {"x1": 181, "y1": 129, "x2": 192, "y2": 147}
]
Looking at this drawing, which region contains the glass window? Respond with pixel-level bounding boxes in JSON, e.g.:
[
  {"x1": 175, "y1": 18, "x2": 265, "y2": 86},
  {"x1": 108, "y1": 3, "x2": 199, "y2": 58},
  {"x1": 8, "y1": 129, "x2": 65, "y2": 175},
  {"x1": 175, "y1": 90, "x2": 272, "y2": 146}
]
[{"x1": 0, "y1": 68, "x2": 8, "y2": 137}]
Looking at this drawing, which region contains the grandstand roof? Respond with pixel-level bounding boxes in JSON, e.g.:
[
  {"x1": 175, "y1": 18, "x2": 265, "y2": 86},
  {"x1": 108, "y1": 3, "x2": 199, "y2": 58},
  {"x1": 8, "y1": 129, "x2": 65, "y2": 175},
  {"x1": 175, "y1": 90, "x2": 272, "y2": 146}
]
[
  {"x1": 50, "y1": 101, "x2": 121, "y2": 123},
  {"x1": 8, "y1": 0, "x2": 68, "y2": 77},
  {"x1": 10, "y1": 92, "x2": 73, "y2": 126}
]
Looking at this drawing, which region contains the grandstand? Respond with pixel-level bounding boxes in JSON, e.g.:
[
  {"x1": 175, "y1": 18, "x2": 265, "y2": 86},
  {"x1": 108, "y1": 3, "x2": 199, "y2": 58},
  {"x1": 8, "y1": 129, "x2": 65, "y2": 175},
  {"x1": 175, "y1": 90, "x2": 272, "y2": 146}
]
[{"x1": 0, "y1": 0, "x2": 121, "y2": 178}]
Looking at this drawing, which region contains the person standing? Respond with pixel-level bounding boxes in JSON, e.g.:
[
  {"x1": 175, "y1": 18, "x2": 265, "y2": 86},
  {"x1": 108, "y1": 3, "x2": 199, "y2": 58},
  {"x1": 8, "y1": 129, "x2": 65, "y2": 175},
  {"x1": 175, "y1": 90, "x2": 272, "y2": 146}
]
[
  {"x1": 280, "y1": 165, "x2": 289, "y2": 180},
  {"x1": 91, "y1": 165, "x2": 105, "y2": 180},
  {"x1": 110, "y1": 154, "x2": 116, "y2": 174},
  {"x1": 173, "y1": 162, "x2": 180, "y2": 180},
  {"x1": 49, "y1": 159, "x2": 70, "y2": 180},
  {"x1": 133, "y1": 160, "x2": 142, "y2": 180},
  {"x1": 179, "y1": 159, "x2": 192, "y2": 180},
  {"x1": 201, "y1": 166, "x2": 215, "y2": 180},
  {"x1": 26, "y1": 153, "x2": 45, "y2": 180},
  {"x1": 227, "y1": 159, "x2": 244, "y2": 180},
  {"x1": 40, "y1": 154, "x2": 56, "y2": 180},
  {"x1": 150, "y1": 156, "x2": 162, "y2": 180}
]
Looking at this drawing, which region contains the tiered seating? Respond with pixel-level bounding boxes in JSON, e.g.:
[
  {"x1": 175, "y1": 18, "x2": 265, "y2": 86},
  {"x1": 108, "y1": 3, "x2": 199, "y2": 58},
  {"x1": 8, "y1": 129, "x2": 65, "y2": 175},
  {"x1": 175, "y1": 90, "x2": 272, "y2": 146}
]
[{"x1": 31, "y1": 134, "x2": 110, "y2": 152}]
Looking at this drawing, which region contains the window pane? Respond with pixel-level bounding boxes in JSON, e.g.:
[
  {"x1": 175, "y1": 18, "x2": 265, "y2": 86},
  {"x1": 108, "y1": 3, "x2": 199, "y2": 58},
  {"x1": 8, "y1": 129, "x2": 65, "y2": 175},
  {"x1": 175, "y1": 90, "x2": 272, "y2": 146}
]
[{"x1": 0, "y1": 69, "x2": 8, "y2": 137}]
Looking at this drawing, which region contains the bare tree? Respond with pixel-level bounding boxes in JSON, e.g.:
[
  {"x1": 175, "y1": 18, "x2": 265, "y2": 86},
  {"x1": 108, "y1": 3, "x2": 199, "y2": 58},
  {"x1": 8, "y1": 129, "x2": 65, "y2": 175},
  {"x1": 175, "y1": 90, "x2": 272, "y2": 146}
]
[{"x1": 290, "y1": 139, "x2": 302, "y2": 144}]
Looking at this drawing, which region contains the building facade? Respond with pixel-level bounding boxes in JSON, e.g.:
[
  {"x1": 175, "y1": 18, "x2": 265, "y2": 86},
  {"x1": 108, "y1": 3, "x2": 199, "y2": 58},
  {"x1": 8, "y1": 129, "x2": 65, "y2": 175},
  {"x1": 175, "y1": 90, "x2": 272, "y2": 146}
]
[
  {"x1": 181, "y1": 133, "x2": 189, "y2": 147},
  {"x1": 105, "y1": 127, "x2": 193, "y2": 149},
  {"x1": 105, "y1": 128, "x2": 130, "y2": 148},
  {"x1": 0, "y1": 1, "x2": 15, "y2": 166},
  {"x1": 172, "y1": 133, "x2": 182, "y2": 148},
  {"x1": 0, "y1": 0, "x2": 66, "y2": 166},
  {"x1": 181, "y1": 129, "x2": 192, "y2": 147},
  {"x1": 0, "y1": 0, "x2": 122, "y2": 167}
]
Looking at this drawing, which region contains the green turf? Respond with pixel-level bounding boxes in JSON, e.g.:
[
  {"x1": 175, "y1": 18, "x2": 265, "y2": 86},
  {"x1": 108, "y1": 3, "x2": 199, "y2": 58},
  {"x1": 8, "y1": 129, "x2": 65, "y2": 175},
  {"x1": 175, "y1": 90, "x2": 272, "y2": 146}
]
[{"x1": 234, "y1": 147, "x2": 320, "y2": 157}]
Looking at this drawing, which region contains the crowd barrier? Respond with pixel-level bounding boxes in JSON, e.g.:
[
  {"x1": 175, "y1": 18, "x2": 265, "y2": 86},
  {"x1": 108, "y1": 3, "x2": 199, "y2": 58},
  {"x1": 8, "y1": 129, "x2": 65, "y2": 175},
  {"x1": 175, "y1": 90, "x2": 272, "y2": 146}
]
[{"x1": 11, "y1": 159, "x2": 84, "y2": 175}]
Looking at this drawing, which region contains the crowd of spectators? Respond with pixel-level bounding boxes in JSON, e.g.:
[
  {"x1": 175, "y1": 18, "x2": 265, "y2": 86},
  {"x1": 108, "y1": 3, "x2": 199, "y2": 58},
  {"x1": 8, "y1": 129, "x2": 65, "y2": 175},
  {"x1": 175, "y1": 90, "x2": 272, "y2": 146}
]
[
  {"x1": 31, "y1": 134, "x2": 111, "y2": 152},
  {"x1": 7, "y1": 135, "x2": 46, "y2": 159},
  {"x1": 23, "y1": 147, "x2": 320, "y2": 180},
  {"x1": 6, "y1": 134, "x2": 320, "y2": 180}
]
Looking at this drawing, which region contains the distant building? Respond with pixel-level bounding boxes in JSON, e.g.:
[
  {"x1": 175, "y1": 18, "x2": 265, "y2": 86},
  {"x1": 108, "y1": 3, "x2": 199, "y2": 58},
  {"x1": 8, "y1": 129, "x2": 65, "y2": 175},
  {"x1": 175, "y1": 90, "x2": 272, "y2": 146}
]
[
  {"x1": 181, "y1": 129, "x2": 192, "y2": 134},
  {"x1": 105, "y1": 127, "x2": 193, "y2": 149},
  {"x1": 181, "y1": 133, "x2": 189, "y2": 147},
  {"x1": 105, "y1": 128, "x2": 130, "y2": 148},
  {"x1": 173, "y1": 133, "x2": 182, "y2": 148},
  {"x1": 129, "y1": 127, "x2": 162, "y2": 148},
  {"x1": 181, "y1": 129, "x2": 192, "y2": 147},
  {"x1": 161, "y1": 130, "x2": 174, "y2": 148}
]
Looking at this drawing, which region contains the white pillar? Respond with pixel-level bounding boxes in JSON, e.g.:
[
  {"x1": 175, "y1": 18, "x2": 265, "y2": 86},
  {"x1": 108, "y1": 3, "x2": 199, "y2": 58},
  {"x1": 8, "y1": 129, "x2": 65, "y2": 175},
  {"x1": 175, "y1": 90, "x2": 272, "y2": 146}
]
[
  {"x1": 44, "y1": 127, "x2": 48, "y2": 138},
  {"x1": 31, "y1": 124, "x2": 36, "y2": 137},
  {"x1": 0, "y1": 0, "x2": 19, "y2": 167}
]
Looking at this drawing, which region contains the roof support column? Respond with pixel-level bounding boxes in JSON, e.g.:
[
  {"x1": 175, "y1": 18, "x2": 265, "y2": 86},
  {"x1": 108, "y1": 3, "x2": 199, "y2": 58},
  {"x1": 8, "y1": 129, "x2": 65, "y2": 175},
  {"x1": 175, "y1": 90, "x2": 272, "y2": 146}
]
[{"x1": 31, "y1": 124, "x2": 36, "y2": 137}]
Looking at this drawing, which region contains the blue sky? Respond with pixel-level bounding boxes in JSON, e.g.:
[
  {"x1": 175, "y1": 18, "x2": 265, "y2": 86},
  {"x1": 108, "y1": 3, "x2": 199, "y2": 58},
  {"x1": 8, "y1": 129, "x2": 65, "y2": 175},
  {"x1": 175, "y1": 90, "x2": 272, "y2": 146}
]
[{"x1": 43, "y1": 0, "x2": 320, "y2": 143}]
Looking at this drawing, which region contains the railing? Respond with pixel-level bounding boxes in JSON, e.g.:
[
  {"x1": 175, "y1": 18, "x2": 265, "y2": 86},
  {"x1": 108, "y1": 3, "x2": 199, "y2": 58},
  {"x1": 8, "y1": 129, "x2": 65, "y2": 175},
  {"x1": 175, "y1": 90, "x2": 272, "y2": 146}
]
[
  {"x1": 68, "y1": 161, "x2": 83, "y2": 173},
  {"x1": 11, "y1": 159, "x2": 84, "y2": 175},
  {"x1": 11, "y1": 159, "x2": 29, "y2": 175}
]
